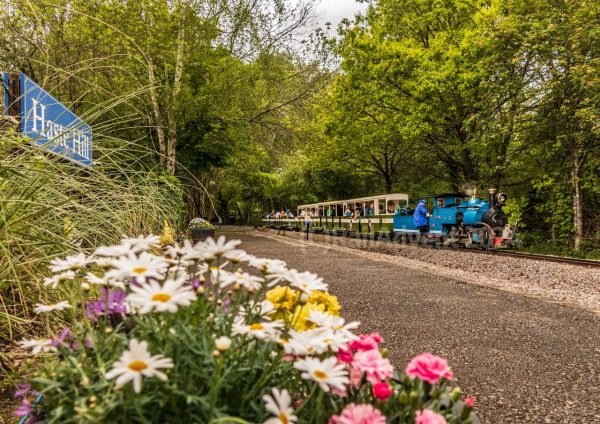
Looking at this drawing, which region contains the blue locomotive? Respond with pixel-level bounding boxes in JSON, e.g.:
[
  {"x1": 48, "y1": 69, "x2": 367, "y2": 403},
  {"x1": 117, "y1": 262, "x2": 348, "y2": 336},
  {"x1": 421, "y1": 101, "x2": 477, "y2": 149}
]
[{"x1": 393, "y1": 189, "x2": 516, "y2": 248}]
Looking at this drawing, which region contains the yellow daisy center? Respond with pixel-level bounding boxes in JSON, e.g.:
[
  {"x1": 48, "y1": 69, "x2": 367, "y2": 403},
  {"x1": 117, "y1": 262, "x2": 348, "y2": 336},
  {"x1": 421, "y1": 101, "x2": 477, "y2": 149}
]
[
  {"x1": 314, "y1": 370, "x2": 327, "y2": 380},
  {"x1": 128, "y1": 360, "x2": 148, "y2": 372},
  {"x1": 132, "y1": 267, "x2": 148, "y2": 274},
  {"x1": 279, "y1": 412, "x2": 289, "y2": 424},
  {"x1": 250, "y1": 323, "x2": 264, "y2": 330},
  {"x1": 152, "y1": 293, "x2": 172, "y2": 302}
]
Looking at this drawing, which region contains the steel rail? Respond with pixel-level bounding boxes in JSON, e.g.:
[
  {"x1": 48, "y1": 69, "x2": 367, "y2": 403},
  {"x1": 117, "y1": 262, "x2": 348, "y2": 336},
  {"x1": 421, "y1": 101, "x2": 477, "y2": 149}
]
[
  {"x1": 464, "y1": 249, "x2": 600, "y2": 268},
  {"x1": 262, "y1": 222, "x2": 600, "y2": 268}
]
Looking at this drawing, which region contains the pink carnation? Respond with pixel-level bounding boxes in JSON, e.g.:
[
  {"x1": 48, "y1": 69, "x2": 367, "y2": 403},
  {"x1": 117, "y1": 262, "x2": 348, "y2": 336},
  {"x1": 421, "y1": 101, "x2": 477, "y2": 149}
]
[
  {"x1": 464, "y1": 396, "x2": 475, "y2": 408},
  {"x1": 338, "y1": 348, "x2": 353, "y2": 363},
  {"x1": 350, "y1": 366, "x2": 363, "y2": 388},
  {"x1": 329, "y1": 403, "x2": 386, "y2": 424},
  {"x1": 352, "y1": 349, "x2": 394, "y2": 385},
  {"x1": 405, "y1": 353, "x2": 453, "y2": 385},
  {"x1": 415, "y1": 409, "x2": 447, "y2": 424},
  {"x1": 348, "y1": 333, "x2": 383, "y2": 352},
  {"x1": 373, "y1": 381, "x2": 393, "y2": 400}
]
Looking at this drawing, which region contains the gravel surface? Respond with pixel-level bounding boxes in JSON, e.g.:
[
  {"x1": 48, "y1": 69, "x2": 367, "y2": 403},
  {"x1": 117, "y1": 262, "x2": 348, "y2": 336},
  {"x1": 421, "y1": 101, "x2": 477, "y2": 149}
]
[
  {"x1": 261, "y1": 229, "x2": 600, "y2": 313},
  {"x1": 232, "y1": 231, "x2": 600, "y2": 423}
]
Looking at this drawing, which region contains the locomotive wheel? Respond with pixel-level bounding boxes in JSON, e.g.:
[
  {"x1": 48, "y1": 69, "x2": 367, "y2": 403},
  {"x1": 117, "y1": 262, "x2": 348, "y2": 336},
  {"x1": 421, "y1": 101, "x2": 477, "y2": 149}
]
[{"x1": 481, "y1": 224, "x2": 494, "y2": 250}]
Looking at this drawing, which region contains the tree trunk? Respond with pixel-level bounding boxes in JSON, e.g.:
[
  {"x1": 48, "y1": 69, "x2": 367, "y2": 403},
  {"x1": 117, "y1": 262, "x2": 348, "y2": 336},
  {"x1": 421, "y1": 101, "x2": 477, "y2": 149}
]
[
  {"x1": 572, "y1": 152, "x2": 583, "y2": 251},
  {"x1": 384, "y1": 176, "x2": 393, "y2": 194},
  {"x1": 166, "y1": 4, "x2": 186, "y2": 174},
  {"x1": 146, "y1": 53, "x2": 166, "y2": 166}
]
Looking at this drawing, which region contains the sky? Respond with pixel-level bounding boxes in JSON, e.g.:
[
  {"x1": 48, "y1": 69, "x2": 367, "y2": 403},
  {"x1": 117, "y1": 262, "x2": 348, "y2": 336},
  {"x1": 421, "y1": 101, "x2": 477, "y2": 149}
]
[{"x1": 314, "y1": 0, "x2": 369, "y2": 31}]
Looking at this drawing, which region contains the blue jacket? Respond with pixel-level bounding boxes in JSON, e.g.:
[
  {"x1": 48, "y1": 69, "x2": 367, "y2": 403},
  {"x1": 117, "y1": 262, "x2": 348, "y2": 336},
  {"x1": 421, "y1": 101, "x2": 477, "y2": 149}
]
[{"x1": 414, "y1": 203, "x2": 429, "y2": 227}]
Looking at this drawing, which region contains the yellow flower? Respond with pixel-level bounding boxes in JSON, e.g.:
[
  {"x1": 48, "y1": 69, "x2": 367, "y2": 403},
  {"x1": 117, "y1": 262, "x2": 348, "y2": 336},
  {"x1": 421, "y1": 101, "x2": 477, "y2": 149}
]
[
  {"x1": 291, "y1": 302, "x2": 326, "y2": 332},
  {"x1": 307, "y1": 291, "x2": 341, "y2": 316},
  {"x1": 160, "y1": 220, "x2": 175, "y2": 247},
  {"x1": 266, "y1": 286, "x2": 299, "y2": 311}
]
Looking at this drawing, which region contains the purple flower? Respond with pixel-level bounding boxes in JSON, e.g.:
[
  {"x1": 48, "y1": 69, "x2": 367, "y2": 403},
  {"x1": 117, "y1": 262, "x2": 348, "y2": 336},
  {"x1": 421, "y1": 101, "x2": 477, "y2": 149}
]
[
  {"x1": 85, "y1": 287, "x2": 126, "y2": 321},
  {"x1": 14, "y1": 382, "x2": 39, "y2": 423},
  {"x1": 221, "y1": 296, "x2": 231, "y2": 313},
  {"x1": 14, "y1": 382, "x2": 31, "y2": 399},
  {"x1": 50, "y1": 328, "x2": 91, "y2": 350},
  {"x1": 191, "y1": 276, "x2": 200, "y2": 290},
  {"x1": 14, "y1": 397, "x2": 34, "y2": 417}
]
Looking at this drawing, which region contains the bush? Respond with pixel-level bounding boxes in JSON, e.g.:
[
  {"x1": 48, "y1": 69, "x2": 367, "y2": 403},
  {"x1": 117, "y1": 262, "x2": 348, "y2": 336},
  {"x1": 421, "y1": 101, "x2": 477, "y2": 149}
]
[{"x1": 13, "y1": 236, "x2": 480, "y2": 423}]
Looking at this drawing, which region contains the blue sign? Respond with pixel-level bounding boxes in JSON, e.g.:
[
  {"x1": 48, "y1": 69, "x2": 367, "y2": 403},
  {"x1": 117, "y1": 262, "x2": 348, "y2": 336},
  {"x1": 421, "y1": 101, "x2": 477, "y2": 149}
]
[{"x1": 3, "y1": 72, "x2": 92, "y2": 167}]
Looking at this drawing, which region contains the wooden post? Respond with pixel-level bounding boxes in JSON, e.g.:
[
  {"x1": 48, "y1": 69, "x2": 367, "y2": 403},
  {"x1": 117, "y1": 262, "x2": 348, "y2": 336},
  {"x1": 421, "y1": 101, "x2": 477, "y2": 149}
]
[{"x1": 7, "y1": 73, "x2": 21, "y2": 124}]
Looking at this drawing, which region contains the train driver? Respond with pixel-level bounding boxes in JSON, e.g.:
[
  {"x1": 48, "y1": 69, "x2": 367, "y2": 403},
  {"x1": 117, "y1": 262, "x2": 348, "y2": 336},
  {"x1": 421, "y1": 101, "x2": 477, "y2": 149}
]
[{"x1": 414, "y1": 199, "x2": 431, "y2": 234}]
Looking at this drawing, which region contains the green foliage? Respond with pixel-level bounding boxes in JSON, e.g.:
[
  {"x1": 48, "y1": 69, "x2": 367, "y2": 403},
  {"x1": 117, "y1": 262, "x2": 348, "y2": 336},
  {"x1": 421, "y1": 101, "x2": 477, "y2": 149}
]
[
  {"x1": 0, "y1": 133, "x2": 184, "y2": 381},
  {"x1": 17, "y1": 237, "x2": 479, "y2": 423},
  {"x1": 305, "y1": 0, "x2": 600, "y2": 252}
]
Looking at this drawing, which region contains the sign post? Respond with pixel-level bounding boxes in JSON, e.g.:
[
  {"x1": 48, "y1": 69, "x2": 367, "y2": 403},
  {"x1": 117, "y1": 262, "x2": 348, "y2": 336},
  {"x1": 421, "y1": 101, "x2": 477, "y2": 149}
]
[{"x1": 1, "y1": 72, "x2": 93, "y2": 167}]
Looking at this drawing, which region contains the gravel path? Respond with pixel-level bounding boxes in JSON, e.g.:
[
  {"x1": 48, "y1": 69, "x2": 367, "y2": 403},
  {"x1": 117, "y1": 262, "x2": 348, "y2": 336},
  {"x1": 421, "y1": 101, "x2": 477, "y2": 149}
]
[
  {"x1": 232, "y1": 231, "x2": 600, "y2": 423},
  {"x1": 262, "y1": 229, "x2": 600, "y2": 313}
]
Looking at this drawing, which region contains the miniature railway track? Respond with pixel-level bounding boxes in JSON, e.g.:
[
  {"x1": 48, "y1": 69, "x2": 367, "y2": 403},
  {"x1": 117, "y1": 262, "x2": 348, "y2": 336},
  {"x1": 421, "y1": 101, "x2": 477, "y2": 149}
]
[
  {"x1": 467, "y1": 249, "x2": 600, "y2": 268},
  {"x1": 265, "y1": 225, "x2": 600, "y2": 269}
]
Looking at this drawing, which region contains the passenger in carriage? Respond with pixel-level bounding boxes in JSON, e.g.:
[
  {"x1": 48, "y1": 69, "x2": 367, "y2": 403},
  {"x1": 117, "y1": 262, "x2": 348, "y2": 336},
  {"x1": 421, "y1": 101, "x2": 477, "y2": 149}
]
[
  {"x1": 344, "y1": 206, "x2": 352, "y2": 217},
  {"x1": 300, "y1": 209, "x2": 306, "y2": 218},
  {"x1": 365, "y1": 202, "x2": 374, "y2": 216},
  {"x1": 414, "y1": 199, "x2": 431, "y2": 234},
  {"x1": 386, "y1": 200, "x2": 396, "y2": 214},
  {"x1": 437, "y1": 198, "x2": 444, "y2": 208}
]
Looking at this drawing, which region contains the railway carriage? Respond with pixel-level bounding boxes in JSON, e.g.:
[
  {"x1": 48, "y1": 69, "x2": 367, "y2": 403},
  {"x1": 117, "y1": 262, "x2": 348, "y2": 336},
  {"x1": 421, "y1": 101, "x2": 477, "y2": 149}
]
[{"x1": 263, "y1": 189, "x2": 517, "y2": 249}]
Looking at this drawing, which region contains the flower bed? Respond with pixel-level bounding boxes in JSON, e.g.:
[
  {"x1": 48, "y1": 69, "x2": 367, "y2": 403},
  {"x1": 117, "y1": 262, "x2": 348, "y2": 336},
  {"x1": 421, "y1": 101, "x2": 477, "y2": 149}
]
[{"x1": 15, "y1": 235, "x2": 480, "y2": 423}]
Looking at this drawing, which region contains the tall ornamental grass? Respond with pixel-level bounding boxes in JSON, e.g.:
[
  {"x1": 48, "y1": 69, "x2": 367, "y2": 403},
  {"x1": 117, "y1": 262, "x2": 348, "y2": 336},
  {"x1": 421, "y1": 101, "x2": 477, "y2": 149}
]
[{"x1": 0, "y1": 131, "x2": 184, "y2": 387}]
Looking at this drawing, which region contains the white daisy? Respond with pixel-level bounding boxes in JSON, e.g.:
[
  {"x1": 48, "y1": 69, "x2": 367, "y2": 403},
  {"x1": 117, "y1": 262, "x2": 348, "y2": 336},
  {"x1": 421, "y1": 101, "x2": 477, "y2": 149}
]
[
  {"x1": 175, "y1": 240, "x2": 209, "y2": 262},
  {"x1": 120, "y1": 235, "x2": 160, "y2": 253},
  {"x1": 263, "y1": 387, "x2": 297, "y2": 424},
  {"x1": 308, "y1": 310, "x2": 360, "y2": 334},
  {"x1": 105, "y1": 339, "x2": 173, "y2": 393},
  {"x1": 94, "y1": 244, "x2": 132, "y2": 258},
  {"x1": 105, "y1": 252, "x2": 168, "y2": 282},
  {"x1": 208, "y1": 266, "x2": 232, "y2": 286},
  {"x1": 219, "y1": 270, "x2": 263, "y2": 291},
  {"x1": 19, "y1": 338, "x2": 56, "y2": 354},
  {"x1": 85, "y1": 272, "x2": 126, "y2": 290},
  {"x1": 285, "y1": 329, "x2": 328, "y2": 356},
  {"x1": 315, "y1": 329, "x2": 353, "y2": 353},
  {"x1": 285, "y1": 270, "x2": 328, "y2": 294},
  {"x1": 198, "y1": 236, "x2": 242, "y2": 261},
  {"x1": 126, "y1": 277, "x2": 197, "y2": 314},
  {"x1": 223, "y1": 249, "x2": 253, "y2": 264},
  {"x1": 43, "y1": 271, "x2": 76, "y2": 289},
  {"x1": 293, "y1": 357, "x2": 349, "y2": 392},
  {"x1": 164, "y1": 240, "x2": 196, "y2": 262},
  {"x1": 34, "y1": 300, "x2": 72, "y2": 314},
  {"x1": 232, "y1": 317, "x2": 283, "y2": 340},
  {"x1": 49, "y1": 253, "x2": 88, "y2": 273},
  {"x1": 249, "y1": 258, "x2": 288, "y2": 285}
]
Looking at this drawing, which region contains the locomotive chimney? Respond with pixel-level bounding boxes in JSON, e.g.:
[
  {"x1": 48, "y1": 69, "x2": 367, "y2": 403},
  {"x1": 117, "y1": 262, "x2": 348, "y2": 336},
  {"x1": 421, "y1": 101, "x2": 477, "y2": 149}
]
[{"x1": 488, "y1": 188, "x2": 497, "y2": 207}]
